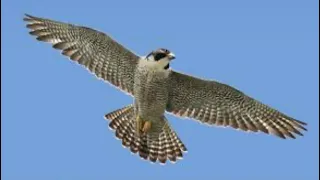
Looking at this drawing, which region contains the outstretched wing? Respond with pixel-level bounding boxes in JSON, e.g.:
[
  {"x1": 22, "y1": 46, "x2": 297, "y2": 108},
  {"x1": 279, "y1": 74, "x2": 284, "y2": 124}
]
[
  {"x1": 166, "y1": 70, "x2": 307, "y2": 139},
  {"x1": 24, "y1": 14, "x2": 139, "y2": 95}
]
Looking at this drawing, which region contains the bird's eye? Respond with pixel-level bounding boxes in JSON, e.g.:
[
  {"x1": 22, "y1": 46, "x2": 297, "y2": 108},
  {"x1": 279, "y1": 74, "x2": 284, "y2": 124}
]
[{"x1": 154, "y1": 53, "x2": 167, "y2": 61}]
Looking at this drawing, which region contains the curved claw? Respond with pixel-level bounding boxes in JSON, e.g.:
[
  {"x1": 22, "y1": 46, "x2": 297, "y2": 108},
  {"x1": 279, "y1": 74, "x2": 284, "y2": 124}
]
[
  {"x1": 142, "y1": 121, "x2": 152, "y2": 134},
  {"x1": 135, "y1": 116, "x2": 152, "y2": 136}
]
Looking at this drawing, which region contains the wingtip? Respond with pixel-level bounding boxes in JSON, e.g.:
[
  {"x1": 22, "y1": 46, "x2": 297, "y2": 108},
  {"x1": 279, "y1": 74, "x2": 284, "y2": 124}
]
[
  {"x1": 23, "y1": 14, "x2": 33, "y2": 22},
  {"x1": 295, "y1": 130, "x2": 304, "y2": 136},
  {"x1": 23, "y1": 13, "x2": 40, "y2": 22},
  {"x1": 296, "y1": 120, "x2": 308, "y2": 126},
  {"x1": 278, "y1": 134, "x2": 287, "y2": 139},
  {"x1": 286, "y1": 132, "x2": 296, "y2": 139},
  {"x1": 297, "y1": 125, "x2": 308, "y2": 132}
]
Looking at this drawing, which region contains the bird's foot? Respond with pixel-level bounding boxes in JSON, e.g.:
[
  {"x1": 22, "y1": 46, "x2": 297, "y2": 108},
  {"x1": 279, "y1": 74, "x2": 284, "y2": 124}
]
[
  {"x1": 136, "y1": 116, "x2": 152, "y2": 136},
  {"x1": 142, "y1": 121, "x2": 152, "y2": 134}
]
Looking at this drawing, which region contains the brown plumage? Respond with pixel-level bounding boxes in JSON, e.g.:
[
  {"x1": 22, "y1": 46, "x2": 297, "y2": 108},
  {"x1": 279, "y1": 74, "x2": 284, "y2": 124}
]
[{"x1": 105, "y1": 105, "x2": 187, "y2": 164}]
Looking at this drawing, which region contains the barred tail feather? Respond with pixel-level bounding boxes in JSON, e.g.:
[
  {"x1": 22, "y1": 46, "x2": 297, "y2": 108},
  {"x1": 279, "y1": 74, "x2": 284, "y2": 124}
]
[{"x1": 104, "y1": 105, "x2": 187, "y2": 164}]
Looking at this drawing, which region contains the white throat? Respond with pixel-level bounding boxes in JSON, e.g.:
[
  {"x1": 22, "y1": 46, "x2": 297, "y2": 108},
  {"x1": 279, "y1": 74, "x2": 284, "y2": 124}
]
[{"x1": 139, "y1": 56, "x2": 170, "y2": 71}]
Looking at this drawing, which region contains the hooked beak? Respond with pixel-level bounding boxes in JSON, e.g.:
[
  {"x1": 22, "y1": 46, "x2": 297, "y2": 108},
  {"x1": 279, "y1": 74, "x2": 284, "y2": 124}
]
[{"x1": 167, "y1": 52, "x2": 175, "y2": 60}]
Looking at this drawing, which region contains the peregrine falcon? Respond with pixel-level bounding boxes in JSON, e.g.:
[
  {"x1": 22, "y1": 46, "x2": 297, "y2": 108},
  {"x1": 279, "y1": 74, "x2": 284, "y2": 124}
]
[{"x1": 24, "y1": 14, "x2": 307, "y2": 164}]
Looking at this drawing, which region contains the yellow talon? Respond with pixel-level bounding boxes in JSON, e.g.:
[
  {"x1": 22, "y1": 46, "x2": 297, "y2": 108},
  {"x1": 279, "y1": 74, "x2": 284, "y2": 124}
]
[
  {"x1": 142, "y1": 121, "x2": 152, "y2": 134},
  {"x1": 135, "y1": 115, "x2": 152, "y2": 136}
]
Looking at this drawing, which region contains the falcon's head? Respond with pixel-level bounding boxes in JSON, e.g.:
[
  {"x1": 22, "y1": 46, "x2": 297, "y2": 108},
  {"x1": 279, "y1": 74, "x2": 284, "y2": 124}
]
[{"x1": 146, "y1": 48, "x2": 175, "y2": 69}]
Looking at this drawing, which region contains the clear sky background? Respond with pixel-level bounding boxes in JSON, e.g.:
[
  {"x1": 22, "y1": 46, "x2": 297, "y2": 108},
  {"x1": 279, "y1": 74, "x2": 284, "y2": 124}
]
[{"x1": 2, "y1": 0, "x2": 319, "y2": 179}]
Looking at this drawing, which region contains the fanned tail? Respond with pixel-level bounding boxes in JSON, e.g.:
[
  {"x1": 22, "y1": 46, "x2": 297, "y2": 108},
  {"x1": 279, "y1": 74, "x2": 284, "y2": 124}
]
[{"x1": 104, "y1": 105, "x2": 187, "y2": 164}]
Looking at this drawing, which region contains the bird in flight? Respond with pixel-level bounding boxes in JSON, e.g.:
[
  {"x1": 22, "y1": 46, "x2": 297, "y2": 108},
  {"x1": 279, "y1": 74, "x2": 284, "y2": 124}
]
[{"x1": 24, "y1": 14, "x2": 307, "y2": 164}]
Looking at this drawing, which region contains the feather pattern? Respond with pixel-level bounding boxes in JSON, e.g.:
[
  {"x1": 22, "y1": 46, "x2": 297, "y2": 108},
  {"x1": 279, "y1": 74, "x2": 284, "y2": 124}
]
[
  {"x1": 167, "y1": 71, "x2": 307, "y2": 139},
  {"x1": 24, "y1": 14, "x2": 139, "y2": 95},
  {"x1": 105, "y1": 105, "x2": 187, "y2": 164}
]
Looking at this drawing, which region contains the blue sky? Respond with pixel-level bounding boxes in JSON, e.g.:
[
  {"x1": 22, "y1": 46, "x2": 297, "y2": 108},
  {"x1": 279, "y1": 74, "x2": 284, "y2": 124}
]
[{"x1": 2, "y1": 0, "x2": 319, "y2": 179}]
